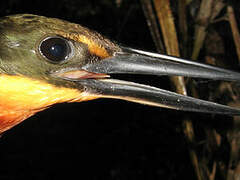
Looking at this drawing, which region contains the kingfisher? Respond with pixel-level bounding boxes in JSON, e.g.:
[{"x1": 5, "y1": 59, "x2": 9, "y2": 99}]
[{"x1": 0, "y1": 14, "x2": 239, "y2": 133}]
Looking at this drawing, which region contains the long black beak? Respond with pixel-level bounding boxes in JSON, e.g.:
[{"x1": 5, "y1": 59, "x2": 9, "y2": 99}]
[
  {"x1": 83, "y1": 47, "x2": 240, "y2": 82},
  {"x1": 66, "y1": 47, "x2": 240, "y2": 115}
]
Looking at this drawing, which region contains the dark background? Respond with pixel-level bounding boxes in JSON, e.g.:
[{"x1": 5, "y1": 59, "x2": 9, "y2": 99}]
[{"x1": 0, "y1": 0, "x2": 237, "y2": 179}]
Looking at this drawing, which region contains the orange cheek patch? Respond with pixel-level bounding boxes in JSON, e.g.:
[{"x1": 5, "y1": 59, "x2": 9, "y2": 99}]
[
  {"x1": 57, "y1": 31, "x2": 110, "y2": 59},
  {"x1": 0, "y1": 75, "x2": 99, "y2": 133}
]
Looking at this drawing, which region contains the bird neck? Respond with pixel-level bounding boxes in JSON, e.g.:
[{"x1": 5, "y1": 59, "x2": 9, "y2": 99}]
[{"x1": 0, "y1": 74, "x2": 97, "y2": 133}]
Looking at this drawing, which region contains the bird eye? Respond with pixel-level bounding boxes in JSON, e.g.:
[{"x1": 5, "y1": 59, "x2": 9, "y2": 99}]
[{"x1": 39, "y1": 36, "x2": 73, "y2": 63}]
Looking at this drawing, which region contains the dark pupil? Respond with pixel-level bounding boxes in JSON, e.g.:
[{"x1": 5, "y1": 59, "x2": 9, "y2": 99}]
[{"x1": 40, "y1": 37, "x2": 71, "y2": 62}]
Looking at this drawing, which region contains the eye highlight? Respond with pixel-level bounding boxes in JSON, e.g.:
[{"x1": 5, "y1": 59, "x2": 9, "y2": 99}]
[{"x1": 39, "y1": 36, "x2": 74, "y2": 63}]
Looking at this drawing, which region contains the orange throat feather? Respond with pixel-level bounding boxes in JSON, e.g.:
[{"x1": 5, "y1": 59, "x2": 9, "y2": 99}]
[{"x1": 0, "y1": 75, "x2": 98, "y2": 133}]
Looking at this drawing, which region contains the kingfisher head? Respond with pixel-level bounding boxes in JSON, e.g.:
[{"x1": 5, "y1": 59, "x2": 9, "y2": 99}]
[{"x1": 0, "y1": 14, "x2": 239, "y2": 133}]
